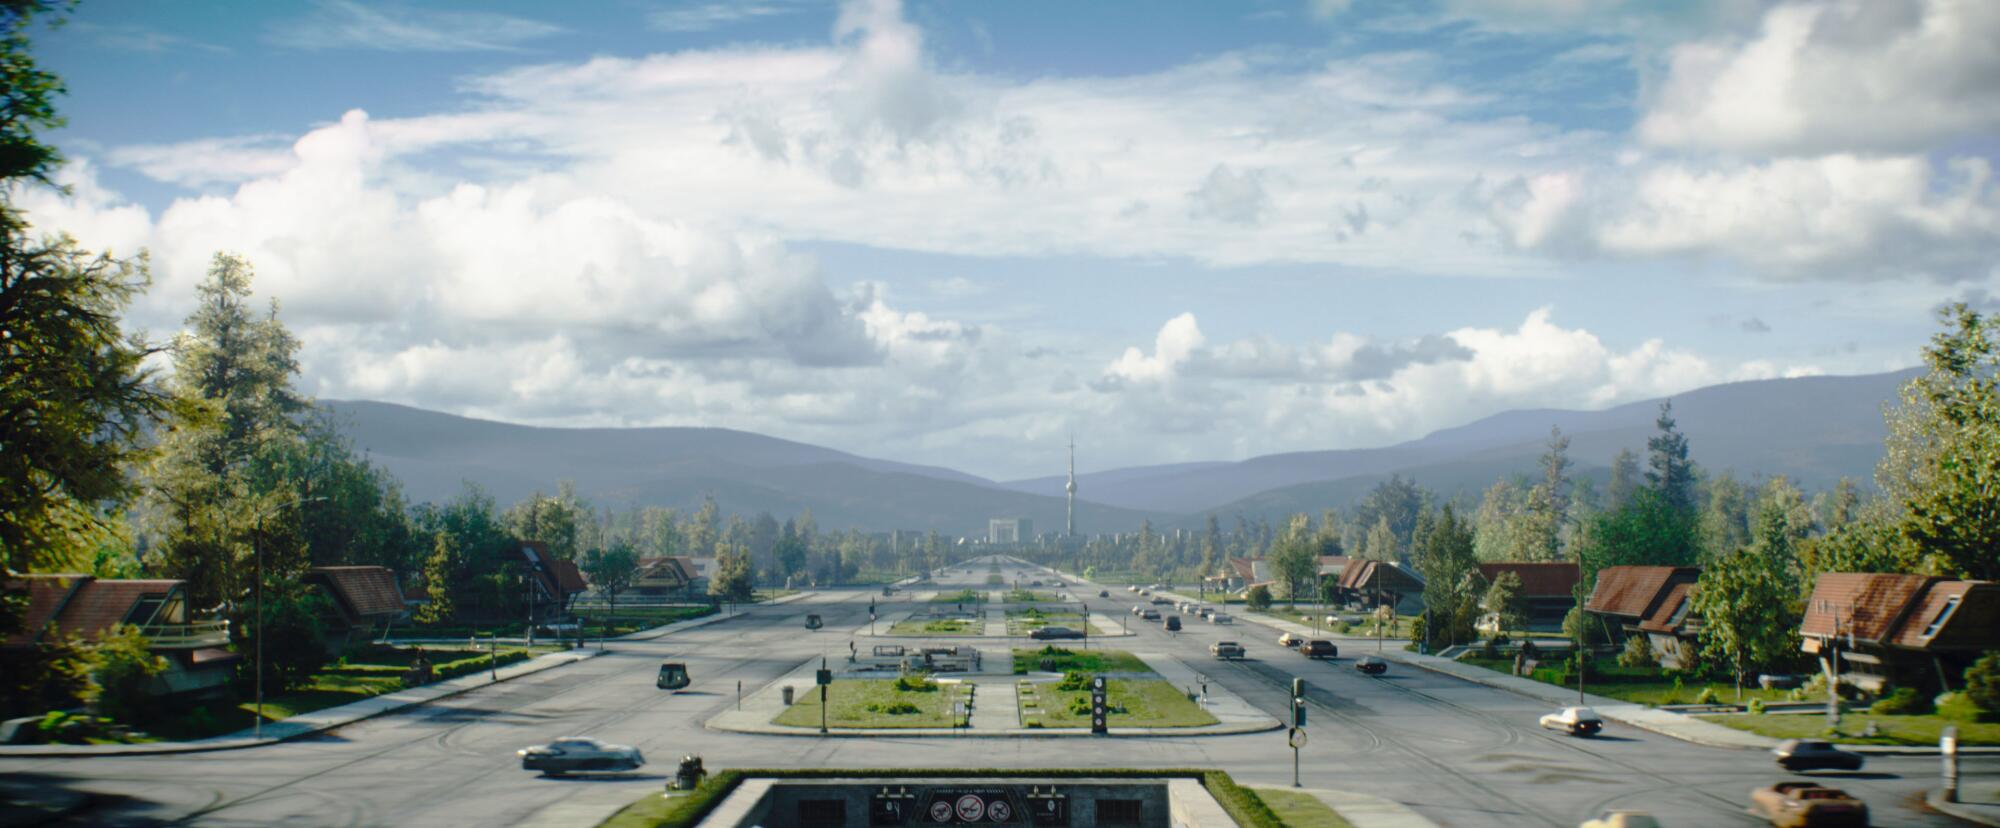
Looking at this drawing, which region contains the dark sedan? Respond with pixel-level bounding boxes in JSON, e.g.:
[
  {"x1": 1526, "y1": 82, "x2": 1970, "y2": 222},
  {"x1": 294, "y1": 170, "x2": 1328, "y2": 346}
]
[
  {"x1": 1029, "y1": 626, "x2": 1086, "y2": 640},
  {"x1": 1772, "y1": 739, "x2": 1864, "y2": 772},
  {"x1": 1298, "y1": 640, "x2": 1337, "y2": 659}
]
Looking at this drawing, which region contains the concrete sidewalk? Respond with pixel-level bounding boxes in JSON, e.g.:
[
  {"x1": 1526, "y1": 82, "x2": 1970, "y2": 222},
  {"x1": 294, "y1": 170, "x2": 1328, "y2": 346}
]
[
  {"x1": 1250, "y1": 785, "x2": 1438, "y2": 828},
  {"x1": 1927, "y1": 789, "x2": 2000, "y2": 827}
]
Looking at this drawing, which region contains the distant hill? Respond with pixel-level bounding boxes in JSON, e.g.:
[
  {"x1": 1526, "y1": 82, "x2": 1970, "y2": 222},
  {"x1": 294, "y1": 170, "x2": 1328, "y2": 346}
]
[
  {"x1": 1008, "y1": 369, "x2": 1916, "y2": 516},
  {"x1": 323, "y1": 400, "x2": 1170, "y2": 534},
  {"x1": 329, "y1": 368, "x2": 1916, "y2": 534}
]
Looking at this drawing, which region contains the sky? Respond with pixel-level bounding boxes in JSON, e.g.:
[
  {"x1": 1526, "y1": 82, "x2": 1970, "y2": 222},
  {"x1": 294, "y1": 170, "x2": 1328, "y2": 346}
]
[{"x1": 20, "y1": 0, "x2": 2000, "y2": 481}]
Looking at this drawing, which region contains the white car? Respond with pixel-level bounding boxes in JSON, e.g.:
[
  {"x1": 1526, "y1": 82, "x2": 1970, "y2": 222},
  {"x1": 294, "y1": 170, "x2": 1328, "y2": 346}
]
[
  {"x1": 1538, "y1": 706, "x2": 1604, "y2": 737},
  {"x1": 1278, "y1": 632, "x2": 1305, "y2": 647},
  {"x1": 518, "y1": 736, "x2": 645, "y2": 775}
]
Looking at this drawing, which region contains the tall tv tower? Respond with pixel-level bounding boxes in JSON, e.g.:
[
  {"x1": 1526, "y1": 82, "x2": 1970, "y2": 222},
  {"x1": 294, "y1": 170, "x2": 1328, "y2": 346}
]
[{"x1": 1065, "y1": 436, "x2": 1077, "y2": 538}]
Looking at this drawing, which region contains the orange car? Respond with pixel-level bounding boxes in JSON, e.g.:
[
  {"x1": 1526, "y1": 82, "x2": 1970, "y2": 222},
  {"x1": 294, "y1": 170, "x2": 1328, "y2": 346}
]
[{"x1": 1747, "y1": 781, "x2": 1868, "y2": 827}]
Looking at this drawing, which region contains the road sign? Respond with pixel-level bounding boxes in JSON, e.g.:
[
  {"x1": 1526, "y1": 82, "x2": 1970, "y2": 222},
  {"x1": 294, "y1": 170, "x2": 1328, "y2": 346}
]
[
  {"x1": 816, "y1": 668, "x2": 833, "y2": 686},
  {"x1": 1289, "y1": 727, "x2": 1308, "y2": 748}
]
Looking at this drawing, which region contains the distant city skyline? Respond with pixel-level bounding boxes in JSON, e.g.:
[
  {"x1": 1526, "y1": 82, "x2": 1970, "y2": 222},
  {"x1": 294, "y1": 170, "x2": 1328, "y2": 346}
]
[{"x1": 21, "y1": 0, "x2": 1997, "y2": 479}]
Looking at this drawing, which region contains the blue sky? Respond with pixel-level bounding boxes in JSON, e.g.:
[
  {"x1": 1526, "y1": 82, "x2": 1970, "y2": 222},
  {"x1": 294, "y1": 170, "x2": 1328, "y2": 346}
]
[{"x1": 22, "y1": 0, "x2": 2000, "y2": 479}]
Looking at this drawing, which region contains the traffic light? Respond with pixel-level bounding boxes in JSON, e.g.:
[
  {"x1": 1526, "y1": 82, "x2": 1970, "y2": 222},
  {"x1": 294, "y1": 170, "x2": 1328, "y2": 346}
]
[
  {"x1": 1292, "y1": 678, "x2": 1307, "y2": 727},
  {"x1": 1292, "y1": 677, "x2": 1305, "y2": 698}
]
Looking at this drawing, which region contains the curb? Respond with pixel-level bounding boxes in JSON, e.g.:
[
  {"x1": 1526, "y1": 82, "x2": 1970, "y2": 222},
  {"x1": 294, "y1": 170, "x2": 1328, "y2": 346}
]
[
  {"x1": 618, "y1": 591, "x2": 815, "y2": 642},
  {"x1": 1927, "y1": 789, "x2": 2000, "y2": 827},
  {"x1": 1249, "y1": 785, "x2": 1439, "y2": 828},
  {"x1": 704, "y1": 720, "x2": 1284, "y2": 738}
]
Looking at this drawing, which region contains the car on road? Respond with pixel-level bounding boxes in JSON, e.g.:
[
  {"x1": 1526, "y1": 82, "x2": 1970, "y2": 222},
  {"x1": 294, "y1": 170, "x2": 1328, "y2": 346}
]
[
  {"x1": 1538, "y1": 706, "x2": 1603, "y2": 737},
  {"x1": 1150, "y1": 597, "x2": 1173, "y2": 605},
  {"x1": 1354, "y1": 655, "x2": 1388, "y2": 675},
  {"x1": 1209, "y1": 612, "x2": 1233, "y2": 624},
  {"x1": 1278, "y1": 632, "x2": 1305, "y2": 647},
  {"x1": 1298, "y1": 640, "x2": 1337, "y2": 659},
  {"x1": 1139, "y1": 589, "x2": 1151, "y2": 596},
  {"x1": 1747, "y1": 781, "x2": 1868, "y2": 827},
  {"x1": 1163, "y1": 616, "x2": 1181, "y2": 631},
  {"x1": 1030, "y1": 626, "x2": 1085, "y2": 640},
  {"x1": 1139, "y1": 609, "x2": 1161, "y2": 621},
  {"x1": 656, "y1": 661, "x2": 690, "y2": 690},
  {"x1": 1580, "y1": 811, "x2": 1661, "y2": 828},
  {"x1": 1211, "y1": 641, "x2": 1245, "y2": 659},
  {"x1": 1051, "y1": 581, "x2": 1065, "y2": 587},
  {"x1": 1029, "y1": 580, "x2": 1043, "y2": 586},
  {"x1": 1131, "y1": 605, "x2": 1144, "y2": 615},
  {"x1": 1098, "y1": 589, "x2": 1110, "y2": 598},
  {"x1": 518, "y1": 737, "x2": 645, "y2": 776},
  {"x1": 1772, "y1": 740, "x2": 1864, "y2": 773},
  {"x1": 1127, "y1": 585, "x2": 1139, "y2": 592}
]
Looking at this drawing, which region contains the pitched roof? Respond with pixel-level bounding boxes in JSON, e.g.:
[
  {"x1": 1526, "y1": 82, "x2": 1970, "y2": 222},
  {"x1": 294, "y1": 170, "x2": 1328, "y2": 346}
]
[
  {"x1": 550, "y1": 559, "x2": 587, "y2": 595},
  {"x1": 307, "y1": 566, "x2": 406, "y2": 618},
  {"x1": 1637, "y1": 582, "x2": 1696, "y2": 634},
  {"x1": 3, "y1": 575, "x2": 183, "y2": 647},
  {"x1": 1476, "y1": 562, "x2": 1580, "y2": 598},
  {"x1": 1585, "y1": 566, "x2": 1698, "y2": 618},
  {"x1": 1339, "y1": 560, "x2": 1423, "y2": 591},
  {"x1": 1801, "y1": 572, "x2": 1935, "y2": 643},
  {"x1": 1913, "y1": 582, "x2": 2000, "y2": 650},
  {"x1": 1316, "y1": 556, "x2": 1351, "y2": 576}
]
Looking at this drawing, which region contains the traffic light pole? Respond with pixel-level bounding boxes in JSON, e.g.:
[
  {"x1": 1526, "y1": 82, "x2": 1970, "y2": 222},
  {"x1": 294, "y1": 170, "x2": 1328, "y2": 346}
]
[{"x1": 1290, "y1": 677, "x2": 1307, "y2": 788}]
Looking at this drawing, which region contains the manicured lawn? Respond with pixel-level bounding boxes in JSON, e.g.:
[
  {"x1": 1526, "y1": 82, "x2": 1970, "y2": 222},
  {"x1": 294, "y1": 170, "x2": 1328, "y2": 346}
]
[
  {"x1": 574, "y1": 605, "x2": 715, "y2": 636},
  {"x1": 887, "y1": 617, "x2": 980, "y2": 635},
  {"x1": 1002, "y1": 590, "x2": 1063, "y2": 603},
  {"x1": 771, "y1": 678, "x2": 967, "y2": 729},
  {"x1": 1002, "y1": 608, "x2": 1105, "y2": 637},
  {"x1": 1458, "y1": 655, "x2": 1796, "y2": 706},
  {"x1": 1254, "y1": 788, "x2": 1357, "y2": 828},
  {"x1": 143, "y1": 645, "x2": 551, "y2": 741},
  {"x1": 1700, "y1": 712, "x2": 2000, "y2": 746},
  {"x1": 1018, "y1": 678, "x2": 1217, "y2": 728},
  {"x1": 929, "y1": 589, "x2": 987, "y2": 604},
  {"x1": 1011, "y1": 647, "x2": 1150, "y2": 675}
]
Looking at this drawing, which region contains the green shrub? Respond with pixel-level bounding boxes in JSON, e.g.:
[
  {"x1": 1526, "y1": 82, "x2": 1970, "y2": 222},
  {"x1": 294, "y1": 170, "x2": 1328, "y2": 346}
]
[
  {"x1": 89, "y1": 624, "x2": 167, "y2": 724},
  {"x1": 1246, "y1": 585, "x2": 1272, "y2": 610},
  {"x1": 1335, "y1": 621, "x2": 1351, "y2": 634},
  {"x1": 1966, "y1": 651, "x2": 2000, "y2": 718},
  {"x1": 1694, "y1": 686, "x2": 1719, "y2": 705},
  {"x1": 1056, "y1": 671, "x2": 1091, "y2": 692},
  {"x1": 1937, "y1": 691, "x2": 1987, "y2": 723},
  {"x1": 1868, "y1": 686, "x2": 1932, "y2": 715},
  {"x1": 1617, "y1": 634, "x2": 1656, "y2": 669},
  {"x1": 1747, "y1": 698, "x2": 1765, "y2": 714},
  {"x1": 893, "y1": 675, "x2": 937, "y2": 693}
]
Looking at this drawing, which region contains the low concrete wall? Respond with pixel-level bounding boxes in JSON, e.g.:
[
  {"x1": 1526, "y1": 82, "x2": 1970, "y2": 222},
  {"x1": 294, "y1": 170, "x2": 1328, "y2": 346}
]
[{"x1": 705, "y1": 776, "x2": 1237, "y2": 827}]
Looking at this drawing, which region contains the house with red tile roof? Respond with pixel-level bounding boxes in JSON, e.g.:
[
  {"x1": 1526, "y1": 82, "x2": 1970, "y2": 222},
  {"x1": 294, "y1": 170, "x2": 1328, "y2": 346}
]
[
  {"x1": 1583, "y1": 565, "x2": 1703, "y2": 669},
  {"x1": 1800, "y1": 572, "x2": 2000, "y2": 694},
  {"x1": 1475, "y1": 562, "x2": 1580, "y2": 631},
  {"x1": 3, "y1": 574, "x2": 237, "y2": 697},
  {"x1": 301, "y1": 566, "x2": 408, "y2": 652}
]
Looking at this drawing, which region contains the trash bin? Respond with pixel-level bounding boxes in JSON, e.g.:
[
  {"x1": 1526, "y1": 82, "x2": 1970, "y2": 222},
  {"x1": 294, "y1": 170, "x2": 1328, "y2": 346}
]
[{"x1": 782, "y1": 686, "x2": 795, "y2": 705}]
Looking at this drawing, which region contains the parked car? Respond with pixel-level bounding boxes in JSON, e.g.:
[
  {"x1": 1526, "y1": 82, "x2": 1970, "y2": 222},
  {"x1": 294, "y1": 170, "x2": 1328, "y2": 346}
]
[
  {"x1": 519, "y1": 737, "x2": 645, "y2": 776},
  {"x1": 1209, "y1": 612, "x2": 1234, "y2": 624},
  {"x1": 1030, "y1": 626, "x2": 1085, "y2": 640},
  {"x1": 1580, "y1": 811, "x2": 1661, "y2": 828},
  {"x1": 1772, "y1": 740, "x2": 1864, "y2": 773},
  {"x1": 1278, "y1": 632, "x2": 1305, "y2": 647},
  {"x1": 1211, "y1": 641, "x2": 1245, "y2": 659},
  {"x1": 1098, "y1": 589, "x2": 1110, "y2": 598},
  {"x1": 1538, "y1": 706, "x2": 1604, "y2": 737},
  {"x1": 1140, "y1": 609, "x2": 1161, "y2": 621},
  {"x1": 1354, "y1": 656, "x2": 1388, "y2": 675},
  {"x1": 1298, "y1": 640, "x2": 1337, "y2": 659},
  {"x1": 1163, "y1": 616, "x2": 1182, "y2": 632},
  {"x1": 1748, "y1": 781, "x2": 1868, "y2": 828}
]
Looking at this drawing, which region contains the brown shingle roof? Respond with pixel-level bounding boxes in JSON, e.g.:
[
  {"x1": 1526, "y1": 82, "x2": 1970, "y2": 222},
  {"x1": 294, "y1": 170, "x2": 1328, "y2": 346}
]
[
  {"x1": 1638, "y1": 582, "x2": 1696, "y2": 633},
  {"x1": 1884, "y1": 581, "x2": 2000, "y2": 650},
  {"x1": 551, "y1": 559, "x2": 587, "y2": 595},
  {"x1": 307, "y1": 566, "x2": 406, "y2": 618},
  {"x1": 1585, "y1": 566, "x2": 1697, "y2": 618},
  {"x1": 3, "y1": 575, "x2": 86, "y2": 647},
  {"x1": 1801, "y1": 572, "x2": 1935, "y2": 644},
  {"x1": 1476, "y1": 562, "x2": 1580, "y2": 598}
]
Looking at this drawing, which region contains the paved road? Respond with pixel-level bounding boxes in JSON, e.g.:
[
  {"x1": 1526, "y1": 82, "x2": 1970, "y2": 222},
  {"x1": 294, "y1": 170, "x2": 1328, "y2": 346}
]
[{"x1": 0, "y1": 556, "x2": 1988, "y2": 827}]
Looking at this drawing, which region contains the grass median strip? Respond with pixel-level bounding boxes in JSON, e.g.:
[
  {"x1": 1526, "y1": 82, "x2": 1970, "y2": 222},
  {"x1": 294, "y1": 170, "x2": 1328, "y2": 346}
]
[
  {"x1": 770, "y1": 677, "x2": 967, "y2": 729},
  {"x1": 887, "y1": 617, "x2": 979, "y2": 635},
  {"x1": 1026, "y1": 677, "x2": 1217, "y2": 729},
  {"x1": 1011, "y1": 646, "x2": 1148, "y2": 674},
  {"x1": 1253, "y1": 788, "x2": 1358, "y2": 828},
  {"x1": 1698, "y1": 712, "x2": 2000, "y2": 746}
]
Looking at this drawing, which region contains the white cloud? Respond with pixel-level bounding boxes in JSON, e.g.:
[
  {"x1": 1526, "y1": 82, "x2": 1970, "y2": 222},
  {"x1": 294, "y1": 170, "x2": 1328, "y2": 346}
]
[
  {"x1": 1639, "y1": 0, "x2": 2000, "y2": 154},
  {"x1": 107, "y1": 135, "x2": 297, "y2": 188},
  {"x1": 648, "y1": 2, "x2": 807, "y2": 33},
  {"x1": 266, "y1": 1, "x2": 563, "y2": 52},
  {"x1": 1188, "y1": 164, "x2": 1272, "y2": 225}
]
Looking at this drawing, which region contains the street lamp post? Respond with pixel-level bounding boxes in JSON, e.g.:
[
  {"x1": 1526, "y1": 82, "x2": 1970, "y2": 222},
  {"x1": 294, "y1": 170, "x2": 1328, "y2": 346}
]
[{"x1": 253, "y1": 494, "x2": 325, "y2": 741}]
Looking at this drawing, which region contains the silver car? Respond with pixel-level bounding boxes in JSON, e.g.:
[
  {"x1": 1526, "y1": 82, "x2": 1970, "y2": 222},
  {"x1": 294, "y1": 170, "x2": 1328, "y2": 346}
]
[{"x1": 518, "y1": 736, "x2": 645, "y2": 776}]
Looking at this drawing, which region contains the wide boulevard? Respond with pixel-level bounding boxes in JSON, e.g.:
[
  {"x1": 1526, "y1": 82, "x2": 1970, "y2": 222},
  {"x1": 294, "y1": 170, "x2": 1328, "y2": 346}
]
[{"x1": 0, "y1": 556, "x2": 1984, "y2": 827}]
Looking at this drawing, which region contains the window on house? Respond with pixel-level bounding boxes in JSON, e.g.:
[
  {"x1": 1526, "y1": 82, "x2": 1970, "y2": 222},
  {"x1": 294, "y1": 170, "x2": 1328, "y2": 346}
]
[
  {"x1": 124, "y1": 596, "x2": 166, "y2": 627},
  {"x1": 1919, "y1": 595, "x2": 1961, "y2": 639}
]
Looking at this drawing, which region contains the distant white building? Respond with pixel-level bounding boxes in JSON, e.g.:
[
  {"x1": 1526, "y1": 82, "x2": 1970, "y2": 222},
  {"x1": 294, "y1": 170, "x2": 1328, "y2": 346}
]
[{"x1": 987, "y1": 518, "x2": 1033, "y2": 544}]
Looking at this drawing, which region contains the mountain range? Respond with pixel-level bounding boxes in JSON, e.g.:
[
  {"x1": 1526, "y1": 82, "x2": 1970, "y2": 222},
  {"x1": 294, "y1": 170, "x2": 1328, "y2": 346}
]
[{"x1": 327, "y1": 367, "x2": 1916, "y2": 535}]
